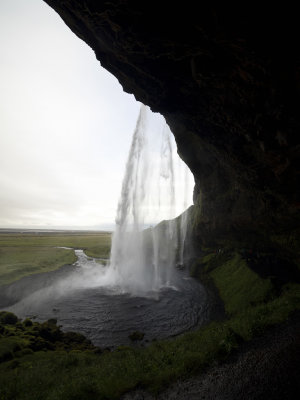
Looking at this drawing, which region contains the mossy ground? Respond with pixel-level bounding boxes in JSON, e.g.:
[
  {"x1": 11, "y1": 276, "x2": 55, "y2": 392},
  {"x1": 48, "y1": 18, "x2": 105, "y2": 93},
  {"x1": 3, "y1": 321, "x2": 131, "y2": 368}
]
[
  {"x1": 209, "y1": 253, "x2": 274, "y2": 315},
  {"x1": 0, "y1": 244, "x2": 299, "y2": 399},
  {"x1": 0, "y1": 232, "x2": 111, "y2": 285}
]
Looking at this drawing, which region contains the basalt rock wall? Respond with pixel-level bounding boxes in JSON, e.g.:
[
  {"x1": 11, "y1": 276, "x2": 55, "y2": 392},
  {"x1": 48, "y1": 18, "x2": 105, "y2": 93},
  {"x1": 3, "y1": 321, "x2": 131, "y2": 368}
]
[{"x1": 43, "y1": 1, "x2": 300, "y2": 248}]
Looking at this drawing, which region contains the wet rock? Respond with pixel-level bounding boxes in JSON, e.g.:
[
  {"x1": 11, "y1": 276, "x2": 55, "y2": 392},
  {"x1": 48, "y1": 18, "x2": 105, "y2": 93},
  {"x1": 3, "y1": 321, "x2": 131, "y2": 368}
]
[{"x1": 129, "y1": 331, "x2": 145, "y2": 341}]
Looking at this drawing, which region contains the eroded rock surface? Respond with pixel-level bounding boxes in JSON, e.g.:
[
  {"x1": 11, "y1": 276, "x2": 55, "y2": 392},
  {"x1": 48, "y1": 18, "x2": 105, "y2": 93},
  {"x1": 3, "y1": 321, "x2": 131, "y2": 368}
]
[{"x1": 43, "y1": 1, "x2": 299, "y2": 247}]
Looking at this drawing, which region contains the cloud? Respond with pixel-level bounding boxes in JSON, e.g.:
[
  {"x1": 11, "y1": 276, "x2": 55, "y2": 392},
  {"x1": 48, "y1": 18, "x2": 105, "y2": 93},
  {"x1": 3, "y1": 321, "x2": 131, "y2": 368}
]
[
  {"x1": 0, "y1": 0, "x2": 194, "y2": 230},
  {"x1": 0, "y1": 0, "x2": 141, "y2": 228}
]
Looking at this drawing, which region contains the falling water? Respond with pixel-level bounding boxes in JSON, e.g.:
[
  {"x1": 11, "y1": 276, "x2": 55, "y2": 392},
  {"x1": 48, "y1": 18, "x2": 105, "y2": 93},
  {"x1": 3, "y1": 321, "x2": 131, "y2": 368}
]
[
  {"x1": 109, "y1": 105, "x2": 194, "y2": 293},
  {"x1": 3, "y1": 105, "x2": 209, "y2": 347},
  {"x1": 179, "y1": 166, "x2": 191, "y2": 267}
]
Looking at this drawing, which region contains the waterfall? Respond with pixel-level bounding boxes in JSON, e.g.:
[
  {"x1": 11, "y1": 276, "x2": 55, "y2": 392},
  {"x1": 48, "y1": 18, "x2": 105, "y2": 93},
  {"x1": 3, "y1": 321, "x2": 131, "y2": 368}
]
[
  {"x1": 179, "y1": 166, "x2": 191, "y2": 267},
  {"x1": 109, "y1": 105, "x2": 194, "y2": 293}
]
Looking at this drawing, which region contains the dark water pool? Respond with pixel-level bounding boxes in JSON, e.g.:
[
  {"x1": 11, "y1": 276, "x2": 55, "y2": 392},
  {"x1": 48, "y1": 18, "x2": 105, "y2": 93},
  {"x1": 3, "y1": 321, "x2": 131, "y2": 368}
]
[{"x1": 4, "y1": 251, "x2": 209, "y2": 348}]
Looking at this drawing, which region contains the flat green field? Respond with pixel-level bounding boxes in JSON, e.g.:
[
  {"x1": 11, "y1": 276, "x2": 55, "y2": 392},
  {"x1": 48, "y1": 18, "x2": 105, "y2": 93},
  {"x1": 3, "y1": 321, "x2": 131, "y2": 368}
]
[{"x1": 0, "y1": 231, "x2": 112, "y2": 286}]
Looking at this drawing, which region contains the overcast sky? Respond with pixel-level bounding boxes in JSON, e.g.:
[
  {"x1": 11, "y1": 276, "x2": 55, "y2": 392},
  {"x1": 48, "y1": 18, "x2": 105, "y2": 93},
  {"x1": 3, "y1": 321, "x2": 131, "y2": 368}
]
[{"x1": 0, "y1": 0, "x2": 193, "y2": 230}]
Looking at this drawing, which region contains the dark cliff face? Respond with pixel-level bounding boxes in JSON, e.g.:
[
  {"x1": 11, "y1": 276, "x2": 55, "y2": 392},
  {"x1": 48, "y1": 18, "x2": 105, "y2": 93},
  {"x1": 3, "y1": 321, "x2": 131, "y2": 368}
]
[{"x1": 44, "y1": 1, "x2": 299, "y2": 247}]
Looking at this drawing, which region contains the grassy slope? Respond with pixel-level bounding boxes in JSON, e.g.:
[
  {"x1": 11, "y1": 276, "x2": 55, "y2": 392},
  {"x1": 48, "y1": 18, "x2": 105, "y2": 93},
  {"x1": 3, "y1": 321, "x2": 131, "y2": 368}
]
[
  {"x1": 0, "y1": 250, "x2": 299, "y2": 399},
  {"x1": 209, "y1": 253, "x2": 274, "y2": 315},
  {"x1": 0, "y1": 232, "x2": 111, "y2": 285}
]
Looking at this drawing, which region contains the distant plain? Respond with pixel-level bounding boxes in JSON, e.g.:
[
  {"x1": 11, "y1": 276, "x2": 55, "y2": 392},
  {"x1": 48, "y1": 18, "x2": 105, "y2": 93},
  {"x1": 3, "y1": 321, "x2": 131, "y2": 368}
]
[{"x1": 0, "y1": 231, "x2": 112, "y2": 286}]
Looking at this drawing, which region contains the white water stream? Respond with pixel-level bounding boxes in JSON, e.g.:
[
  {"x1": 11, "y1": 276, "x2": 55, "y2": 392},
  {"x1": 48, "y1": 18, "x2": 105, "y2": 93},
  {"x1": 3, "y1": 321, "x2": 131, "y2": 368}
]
[{"x1": 108, "y1": 105, "x2": 194, "y2": 293}]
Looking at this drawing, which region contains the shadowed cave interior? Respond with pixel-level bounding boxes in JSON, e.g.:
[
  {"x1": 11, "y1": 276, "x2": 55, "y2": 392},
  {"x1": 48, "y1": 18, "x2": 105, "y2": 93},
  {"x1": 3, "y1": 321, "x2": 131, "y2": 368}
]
[{"x1": 0, "y1": 2, "x2": 299, "y2": 399}]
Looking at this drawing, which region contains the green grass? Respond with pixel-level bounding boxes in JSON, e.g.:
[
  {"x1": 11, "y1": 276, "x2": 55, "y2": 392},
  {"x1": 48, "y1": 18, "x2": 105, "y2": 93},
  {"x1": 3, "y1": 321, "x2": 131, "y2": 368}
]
[
  {"x1": 0, "y1": 322, "x2": 232, "y2": 400},
  {"x1": 209, "y1": 253, "x2": 274, "y2": 315},
  {"x1": 196, "y1": 251, "x2": 300, "y2": 341},
  {"x1": 0, "y1": 247, "x2": 299, "y2": 399},
  {"x1": 0, "y1": 246, "x2": 77, "y2": 286},
  {"x1": 0, "y1": 279, "x2": 299, "y2": 400},
  {"x1": 229, "y1": 282, "x2": 300, "y2": 340},
  {"x1": 0, "y1": 232, "x2": 111, "y2": 257},
  {"x1": 0, "y1": 232, "x2": 111, "y2": 285}
]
